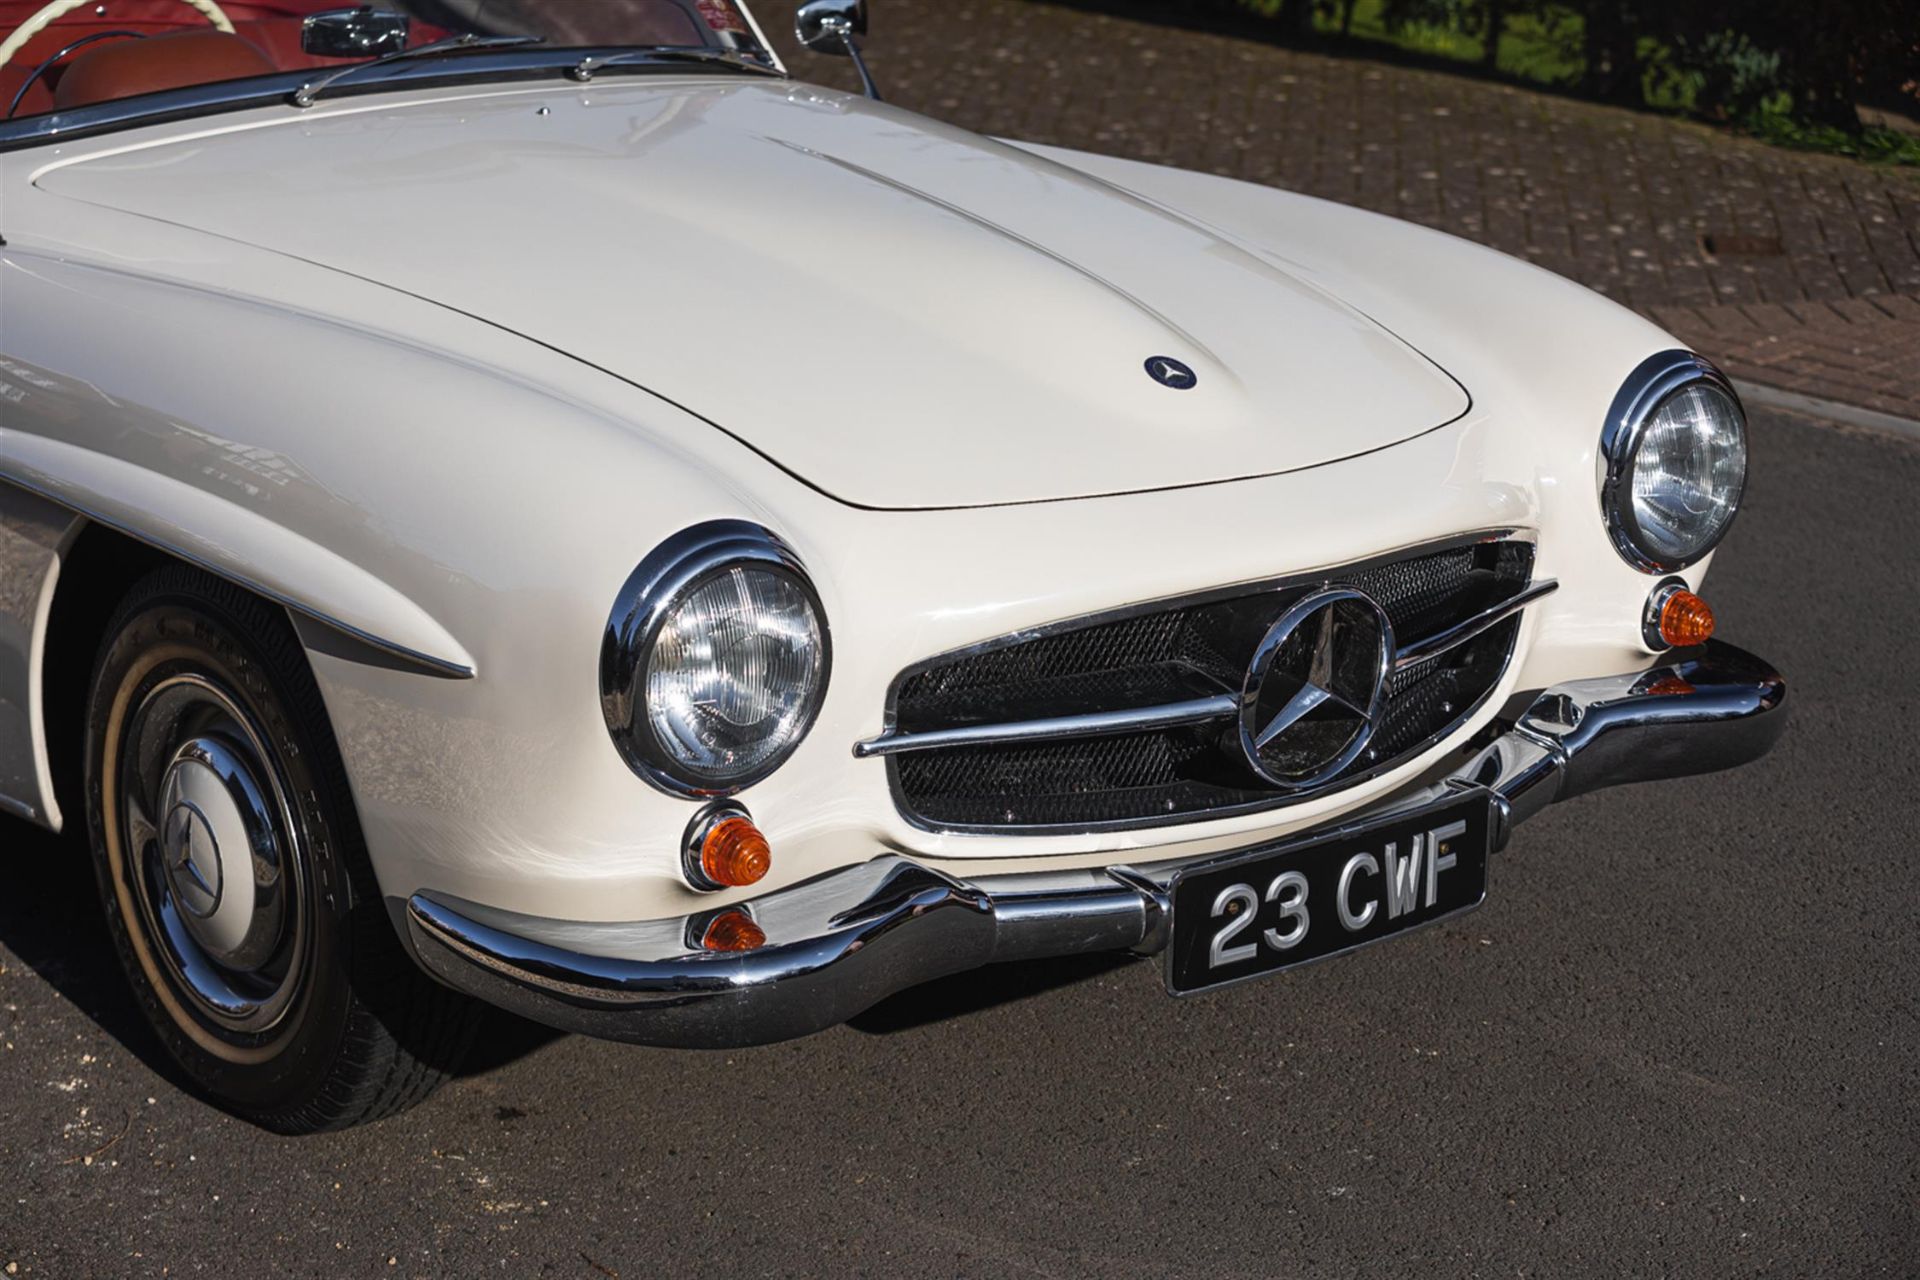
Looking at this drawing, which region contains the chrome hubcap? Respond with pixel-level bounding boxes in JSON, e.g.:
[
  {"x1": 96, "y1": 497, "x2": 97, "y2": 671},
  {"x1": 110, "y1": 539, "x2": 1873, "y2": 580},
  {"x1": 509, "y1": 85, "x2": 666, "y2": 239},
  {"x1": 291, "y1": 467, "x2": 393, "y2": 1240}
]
[
  {"x1": 121, "y1": 675, "x2": 305, "y2": 1037},
  {"x1": 155, "y1": 736, "x2": 286, "y2": 970},
  {"x1": 161, "y1": 796, "x2": 221, "y2": 918}
]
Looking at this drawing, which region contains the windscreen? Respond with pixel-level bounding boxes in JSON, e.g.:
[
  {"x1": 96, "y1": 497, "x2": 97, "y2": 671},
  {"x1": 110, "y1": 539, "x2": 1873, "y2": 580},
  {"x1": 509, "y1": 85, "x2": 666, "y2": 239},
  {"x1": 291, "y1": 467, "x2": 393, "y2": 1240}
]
[{"x1": 0, "y1": 0, "x2": 774, "y2": 122}]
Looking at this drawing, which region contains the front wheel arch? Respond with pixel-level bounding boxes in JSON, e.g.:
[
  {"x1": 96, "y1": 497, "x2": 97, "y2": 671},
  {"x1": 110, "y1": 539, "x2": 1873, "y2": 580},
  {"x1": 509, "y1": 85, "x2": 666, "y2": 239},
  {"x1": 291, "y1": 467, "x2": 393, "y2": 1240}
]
[
  {"x1": 78, "y1": 560, "x2": 479, "y2": 1129},
  {"x1": 39, "y1": 523, "x2": 425, "y2": 837},
  {"x1": 41, "y1": 522, "x2": 169, "y2": 834}
]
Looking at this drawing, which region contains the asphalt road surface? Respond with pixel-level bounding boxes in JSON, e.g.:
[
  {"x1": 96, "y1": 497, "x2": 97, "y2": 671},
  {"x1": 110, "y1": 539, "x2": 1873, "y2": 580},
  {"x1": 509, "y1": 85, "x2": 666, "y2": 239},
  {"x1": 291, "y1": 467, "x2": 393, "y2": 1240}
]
[{"x1": 1, "y1": 404, "x2": 1915, "y2": 1277}]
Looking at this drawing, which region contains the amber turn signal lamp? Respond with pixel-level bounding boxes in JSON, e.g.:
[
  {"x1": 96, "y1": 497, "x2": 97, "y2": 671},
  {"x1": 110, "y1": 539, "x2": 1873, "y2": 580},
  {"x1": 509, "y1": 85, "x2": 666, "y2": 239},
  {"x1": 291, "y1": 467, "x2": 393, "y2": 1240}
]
[
  {"x1": 701, "y1": 817, "x2": 771, "y2": 888},
  {"x1": 1643, "y1": 580, "x2": 1716, "y2": 651},
  {"x1": 1657, "y1": 589, "x2": 1715, "y2": 648},
  {"x1": 683, "y1": 803, "x2": 772, "y2": 891},
  {"x1": 700, "y1": 909, "x2": 767, "y2": 953}
]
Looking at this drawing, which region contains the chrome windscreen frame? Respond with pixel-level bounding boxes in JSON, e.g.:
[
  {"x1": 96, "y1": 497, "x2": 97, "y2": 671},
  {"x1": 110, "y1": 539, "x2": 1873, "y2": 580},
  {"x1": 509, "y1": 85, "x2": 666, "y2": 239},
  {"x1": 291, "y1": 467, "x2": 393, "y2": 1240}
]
[
  {"x1": 0, "y1": 47, "x2": 785, "y2": 153},
  {"x1": 857, "y1": 528, "x2": 1550, "y2": 837},
  {"x1": 1598, "y1": 349, "x2": 1748, "y2": 575}
]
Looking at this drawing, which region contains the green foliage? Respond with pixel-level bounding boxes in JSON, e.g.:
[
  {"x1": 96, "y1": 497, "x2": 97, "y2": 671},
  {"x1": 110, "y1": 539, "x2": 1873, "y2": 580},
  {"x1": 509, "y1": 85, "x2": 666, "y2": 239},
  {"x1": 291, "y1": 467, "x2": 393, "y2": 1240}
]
[
  {"x1": 1235, "y1": 0, "x2": 1920, "y2": 164},
  {"x1": 1320, "y1": 0, "x2": 1580, "y2": 82},
  {"x1": 1743, "y1": 109, "x2": 1920, "y2": 166},
  {"x1": 1640, "y1": 29, "x2": 1776, "y2": 116}
]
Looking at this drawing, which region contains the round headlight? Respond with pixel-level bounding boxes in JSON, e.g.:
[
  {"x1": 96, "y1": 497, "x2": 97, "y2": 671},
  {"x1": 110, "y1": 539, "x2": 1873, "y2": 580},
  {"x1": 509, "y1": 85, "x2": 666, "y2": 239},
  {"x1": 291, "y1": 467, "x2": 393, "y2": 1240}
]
[
  {"x1": 601, "y1": 522, "x2": 830, "y2": 796},
  {"x1": 1600, "y1": 352, "x2": 1748, "y2": 572}
]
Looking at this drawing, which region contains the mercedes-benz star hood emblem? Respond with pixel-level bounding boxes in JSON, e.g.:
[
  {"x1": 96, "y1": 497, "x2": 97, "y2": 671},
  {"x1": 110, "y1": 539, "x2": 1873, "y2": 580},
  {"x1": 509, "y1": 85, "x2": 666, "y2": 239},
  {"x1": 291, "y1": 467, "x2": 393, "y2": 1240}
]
[{"x1": 1144, "y1": 355, "x2": 1198, "y2": 390}]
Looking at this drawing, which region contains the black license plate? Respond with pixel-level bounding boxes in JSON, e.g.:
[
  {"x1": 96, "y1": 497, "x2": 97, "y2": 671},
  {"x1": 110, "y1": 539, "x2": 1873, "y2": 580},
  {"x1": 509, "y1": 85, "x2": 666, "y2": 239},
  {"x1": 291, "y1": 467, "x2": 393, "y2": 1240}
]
[{"x1": 1166, "y1": 792, "x2": 1492, "y2": 995}]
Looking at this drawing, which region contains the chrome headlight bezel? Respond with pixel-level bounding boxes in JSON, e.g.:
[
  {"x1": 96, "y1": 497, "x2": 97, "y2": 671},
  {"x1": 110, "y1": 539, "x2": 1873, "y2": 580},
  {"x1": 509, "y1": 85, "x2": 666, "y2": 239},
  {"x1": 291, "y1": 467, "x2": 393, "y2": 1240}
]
[
  {"x1": 600, "y1": 520, "x2": 831, "y2": 798},
  {"x1": 1599, "y1": 350, "x2": 1749, "y2": 574}
]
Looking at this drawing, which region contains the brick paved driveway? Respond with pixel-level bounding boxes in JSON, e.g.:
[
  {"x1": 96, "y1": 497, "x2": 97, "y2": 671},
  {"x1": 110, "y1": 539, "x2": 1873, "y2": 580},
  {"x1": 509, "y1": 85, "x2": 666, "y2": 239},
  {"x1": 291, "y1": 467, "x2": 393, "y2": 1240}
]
[{"x1": 756, "y1": 0, "x2": 1920, "y2": 420}]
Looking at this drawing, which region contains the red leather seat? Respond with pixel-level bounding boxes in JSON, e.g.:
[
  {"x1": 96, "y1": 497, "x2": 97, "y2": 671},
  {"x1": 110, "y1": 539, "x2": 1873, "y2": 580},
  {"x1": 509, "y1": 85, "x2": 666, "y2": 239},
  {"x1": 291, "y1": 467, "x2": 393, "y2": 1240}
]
[{"x1": 54, "y1": 28, "x2": 273, "y2": 109}]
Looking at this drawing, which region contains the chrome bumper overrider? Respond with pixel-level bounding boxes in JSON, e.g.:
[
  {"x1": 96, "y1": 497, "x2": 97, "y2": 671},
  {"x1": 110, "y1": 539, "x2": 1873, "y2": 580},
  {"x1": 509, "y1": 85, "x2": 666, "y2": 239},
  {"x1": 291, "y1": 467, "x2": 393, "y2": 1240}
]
[{"x1": 404, "y1": 640, "x2": 1786, "y2": 1049}]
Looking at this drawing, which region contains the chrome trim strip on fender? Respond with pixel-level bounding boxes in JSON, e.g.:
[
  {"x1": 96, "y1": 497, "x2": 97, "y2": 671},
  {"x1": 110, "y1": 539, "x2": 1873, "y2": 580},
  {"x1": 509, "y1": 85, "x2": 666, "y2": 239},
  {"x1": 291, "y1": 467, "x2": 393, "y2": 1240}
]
[
  {"x1": 0, "y1": 473, "x2": 475, "y2": 680},
  {"x1": 407, "y1": 639, "x2": 1786, "y2": 1049}
]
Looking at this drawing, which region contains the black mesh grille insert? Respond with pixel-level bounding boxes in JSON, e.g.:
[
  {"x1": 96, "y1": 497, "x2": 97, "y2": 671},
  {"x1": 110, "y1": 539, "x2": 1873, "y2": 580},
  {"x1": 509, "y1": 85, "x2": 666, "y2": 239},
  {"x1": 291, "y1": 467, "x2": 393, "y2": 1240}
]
[{"x1": 885, "y1": 539, "x2": 1536, "y2": 832}]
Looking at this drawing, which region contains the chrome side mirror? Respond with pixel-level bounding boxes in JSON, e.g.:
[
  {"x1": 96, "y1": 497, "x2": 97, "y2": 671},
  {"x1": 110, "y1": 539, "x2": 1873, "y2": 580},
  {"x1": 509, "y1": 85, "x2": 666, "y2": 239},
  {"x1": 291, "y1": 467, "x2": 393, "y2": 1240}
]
[
  {"x1": 796, "y1": 0, "x2": 867, "y2": 52},
  {"x1": 302, "y1": 6, "x2": 410, "y2": 59},
  {"x1": 795, "y1": 0, "x2": 881, "y2": 101}
]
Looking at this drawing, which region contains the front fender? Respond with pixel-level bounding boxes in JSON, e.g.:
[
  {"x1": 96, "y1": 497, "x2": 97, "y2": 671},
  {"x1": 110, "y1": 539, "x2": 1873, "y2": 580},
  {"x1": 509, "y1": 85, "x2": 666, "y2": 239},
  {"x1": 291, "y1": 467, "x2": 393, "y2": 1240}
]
[{"x1": 0, "y1": 234, "x2": 812, "y2": 914}]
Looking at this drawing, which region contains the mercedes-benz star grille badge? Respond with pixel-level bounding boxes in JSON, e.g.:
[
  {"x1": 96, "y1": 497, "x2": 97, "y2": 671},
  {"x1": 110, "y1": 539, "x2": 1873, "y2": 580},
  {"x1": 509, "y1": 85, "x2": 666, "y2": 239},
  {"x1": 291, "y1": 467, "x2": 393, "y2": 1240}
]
[
  {"x1": 1144, "y1": 355, "x2": 1198, "y2": 390},
  {"x1": 1238, "y1": 587, "x2": 1394, "y2": 790}
]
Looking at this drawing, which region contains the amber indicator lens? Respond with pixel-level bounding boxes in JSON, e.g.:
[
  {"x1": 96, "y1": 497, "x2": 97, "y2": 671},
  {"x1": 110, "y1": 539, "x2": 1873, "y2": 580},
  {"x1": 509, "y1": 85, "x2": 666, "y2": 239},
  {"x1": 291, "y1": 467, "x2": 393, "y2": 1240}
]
[
  {"x1": 700, "y1": 910, "x2": 767, "y2": 952},
  {"x1": 1658, "y1": 589, "x2": 1715, "y2": 648},
  {"x1": 701, "y1": 816, "x2": 772, "y2": 889}
]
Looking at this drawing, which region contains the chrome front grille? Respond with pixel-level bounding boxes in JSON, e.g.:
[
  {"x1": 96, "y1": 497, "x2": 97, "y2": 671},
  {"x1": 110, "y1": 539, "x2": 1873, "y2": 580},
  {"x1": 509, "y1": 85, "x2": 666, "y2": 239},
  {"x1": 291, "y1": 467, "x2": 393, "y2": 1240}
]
[{"x1": 861, "y1": 535, "x2": 1547, "y2": 834}]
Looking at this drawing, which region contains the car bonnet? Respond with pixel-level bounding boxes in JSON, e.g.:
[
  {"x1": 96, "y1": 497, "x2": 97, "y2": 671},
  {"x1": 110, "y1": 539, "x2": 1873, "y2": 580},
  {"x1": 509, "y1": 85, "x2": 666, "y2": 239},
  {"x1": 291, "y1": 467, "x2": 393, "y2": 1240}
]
[{"x1": 33, "y1": 78, "x2": 1471, "y2": 509}]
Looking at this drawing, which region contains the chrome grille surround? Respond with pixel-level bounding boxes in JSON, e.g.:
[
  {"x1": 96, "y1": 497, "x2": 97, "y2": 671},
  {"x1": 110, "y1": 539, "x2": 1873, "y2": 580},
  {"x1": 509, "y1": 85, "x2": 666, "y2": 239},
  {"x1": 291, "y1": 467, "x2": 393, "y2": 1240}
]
[{"x1": 858, "y1": 531, "x2": 1550, "y2": 835}]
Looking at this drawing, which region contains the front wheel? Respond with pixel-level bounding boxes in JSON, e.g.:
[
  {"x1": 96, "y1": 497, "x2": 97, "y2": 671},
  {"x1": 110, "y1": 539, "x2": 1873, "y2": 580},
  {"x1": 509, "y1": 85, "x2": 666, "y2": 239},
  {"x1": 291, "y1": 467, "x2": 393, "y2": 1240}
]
[{"x1": 85, "y1": 566, "x2": 479, "y2": 1132}]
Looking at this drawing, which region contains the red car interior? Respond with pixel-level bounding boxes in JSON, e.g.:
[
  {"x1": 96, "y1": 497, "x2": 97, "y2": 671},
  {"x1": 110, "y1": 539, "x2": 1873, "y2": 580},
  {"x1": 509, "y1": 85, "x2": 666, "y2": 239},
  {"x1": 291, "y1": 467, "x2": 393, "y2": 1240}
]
[
  {"x1": 2, "y1": 1, "x2": 728, "y2": 118},
  {"x1": 0, "y1": 0, "x2": 450, "y2": 117},
  {"x1": 51, "y1": 29, "x2": 273, "y2": 108}
]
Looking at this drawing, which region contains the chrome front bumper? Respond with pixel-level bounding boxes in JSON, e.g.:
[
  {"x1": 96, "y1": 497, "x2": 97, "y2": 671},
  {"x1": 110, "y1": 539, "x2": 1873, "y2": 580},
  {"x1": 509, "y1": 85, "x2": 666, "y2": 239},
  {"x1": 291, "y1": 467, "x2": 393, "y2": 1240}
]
[{"x1": 404, "y1": 640, "x2": 1786, "y2": 1049}]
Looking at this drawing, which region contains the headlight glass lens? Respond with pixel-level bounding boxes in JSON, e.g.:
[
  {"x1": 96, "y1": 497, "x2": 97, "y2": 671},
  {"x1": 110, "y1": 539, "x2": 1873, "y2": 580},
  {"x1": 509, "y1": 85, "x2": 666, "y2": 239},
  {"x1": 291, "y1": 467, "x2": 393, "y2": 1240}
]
[
  {"x1": 643, "y1": 565, "x2": 825, "y2": 785},
  {"x1": 1622, "y1": 381, "x2": 1747, "y2": 567}
]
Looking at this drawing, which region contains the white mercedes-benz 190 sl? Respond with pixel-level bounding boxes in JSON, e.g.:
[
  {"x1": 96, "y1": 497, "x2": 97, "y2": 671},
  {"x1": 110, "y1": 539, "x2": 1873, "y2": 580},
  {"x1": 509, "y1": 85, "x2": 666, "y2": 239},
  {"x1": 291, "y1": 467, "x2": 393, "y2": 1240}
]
[{"x1": 0, "y1": 0, "x2": 1785, "y2": 1130}]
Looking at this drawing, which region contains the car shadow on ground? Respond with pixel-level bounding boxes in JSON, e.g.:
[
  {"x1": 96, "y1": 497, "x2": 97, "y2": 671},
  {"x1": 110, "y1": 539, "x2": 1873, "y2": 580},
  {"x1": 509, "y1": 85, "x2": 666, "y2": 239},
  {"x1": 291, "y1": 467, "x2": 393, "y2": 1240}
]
[
  {"x1": 849, "y1": 951, "x2": 1141, "y2": 1035},
  {"x1": 0, "y1": 814, "x2": 559, "y2": 1088},
  {"x1": 1, "y1": 813, "x2": 1137, "y2": 1083},
  {"x1": 0, "y1": 818, "x2": 163, "y2": 1065}
]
